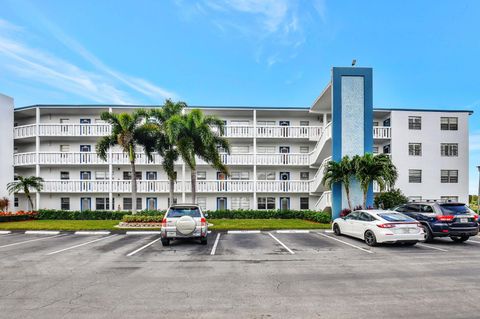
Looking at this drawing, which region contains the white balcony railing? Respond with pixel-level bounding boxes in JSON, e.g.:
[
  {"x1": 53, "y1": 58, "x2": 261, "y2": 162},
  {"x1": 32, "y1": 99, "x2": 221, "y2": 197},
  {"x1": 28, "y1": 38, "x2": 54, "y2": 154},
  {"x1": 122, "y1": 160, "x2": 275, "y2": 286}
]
[
  {"x1": 256, "y1": 153, "x2": 310, "y2": 166},
  {"x1": 13, "y1": 124, "x2": 37, "y2": 139},
  {"x1": 309, "y1": 122, "x2": 332, "y2": 165},
  {"x1": 315, "y1": 191, "x2": 332, "y2": 211},
  {"x1": 311, "y1": 156, "x2": 332, "y2": 193},
  {"x1": 373, "y1": 126, "x2": 391, "y2": 139},
  {"x1": 38, "y1": 124, "x2": 112, "y2": 137},
  {"x1": 255, "y1": 126, "x2": 322, "y2": 139},
  {"x1": 37, "y1": 179, "x2": 312, "y2": 193}
]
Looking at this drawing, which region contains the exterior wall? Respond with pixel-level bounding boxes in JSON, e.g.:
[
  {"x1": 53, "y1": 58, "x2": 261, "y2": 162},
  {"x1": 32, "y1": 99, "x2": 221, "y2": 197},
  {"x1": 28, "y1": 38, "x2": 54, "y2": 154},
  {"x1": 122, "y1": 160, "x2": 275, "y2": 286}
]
[
  {"x1": 390, "y1": 110, "x2": 469, "y2": 203},
  {"x1": 0, "y1": 94, "x2": 14, "y2": 209}
]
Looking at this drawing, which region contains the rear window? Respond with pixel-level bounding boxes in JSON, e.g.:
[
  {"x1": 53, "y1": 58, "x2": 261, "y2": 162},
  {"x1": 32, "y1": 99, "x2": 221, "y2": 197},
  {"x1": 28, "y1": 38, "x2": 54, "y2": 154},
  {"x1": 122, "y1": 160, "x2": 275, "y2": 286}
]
[
  {"x1": 167, "y1": 207, "x2": 201, "y2": 218},
  {"x1": 378, "y1": 213, "x2": 416, "y2": 222},
  {"x1": 440, "y1": 204, "x2": 474, "y2": 215}
]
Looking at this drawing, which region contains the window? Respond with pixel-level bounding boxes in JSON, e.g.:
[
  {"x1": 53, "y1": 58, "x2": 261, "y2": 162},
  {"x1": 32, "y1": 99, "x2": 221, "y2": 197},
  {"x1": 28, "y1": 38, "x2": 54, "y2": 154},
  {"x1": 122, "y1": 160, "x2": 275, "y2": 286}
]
[
  {"x1": 230, "y1": 171, "x2": 249, "y2": 180},
  {"x1": 123, "y1": 198, "x2": 142, "y2": 210},
  {"x1": 197, "y1": 197, "x2": 207, "y2": 210},
  {"x1": 372, "y1": 146, "x2": 379, "y2": 154},
  {"x1": 95, "y1": 171, "x2": 107, "y2": 180},
  {"x1": 441, "y1": 143, "x2": 458, "y2": 157},
  {"x1": 60, "y1": 171, "x2": 70, "y2": 180},
  {"x1": 408, "y1": 116, "x2": 421, "y2": 130},
  {"x1": 299, "y1": 146, "x2": 309, "y2": 153},
  {"x1": 146, "y1": 171, "x2": 157, "y2": 180},
  {"x1": 231, "y1": 145, "x2": 250, "y2": 153},
  {"x1": 257, "y1": 120, "x2": 276, "y2": 126},
  {"x1": 441, "y1": 170, "x2": 458, "y2": 183},
  {"x1": 409, "y1": 169, "x2": 422, "y2": 183},
  {"x1": 61, "y1": 197, "x2": 70, "y2": 210},
  {"x1": 383, "y1": 118, "x2": 391, "y2": 127},
  {"x1": 300, "y1": 172, "x2": 310, "y2": 180},
  {"x1": 300, "y1": 197, "x2": 309, "y2": 210},
  {"x1": 231, "y1": 197, "x2": 250, "y2": 210},
  {"x1": 440, "y1": 196, "x2": 459, "y2": 202},
  {"x1": 230, "y1": 120, "x2": 250, "y2": 126},
  {"x1": 60, "y1": 145, "x2": 70, "y2": 152},
  {"x1": 408, "y1": 143, "x2": 422, "y2": 156},
  {"x1": 373, "y1": 121, "x2": 379, "y2": 126},
  {"x1": 80, "y1": 119, "x2": 91, "y2": 124},
  {"x1": 299, "y1": 121, "x2": 309, "y2": 126},
  {"x1": 441, "y1": 117, "x2": 458, "y2": 130},
  {"x1": 146, "y1": 197, "x2": 157, "y2": 210},
  {"x1": 95, "y1": 198, "x2": 110, "y2": 210},
  {"x1": 383, "y1": 144, "x2": 391, "y2": 154},
  {"x1": 257, "y1": 146, "x2": 275, "y2": 153},
  {"x1": 80, "y1": 145, "x2": 91, "y2": 152},
  {"x1": 197, "y1": 171, "x2": 207, "y2": 180},
  {"x1": 80, "y1": 171, "x2": 91, "y2": 180},
  {"x1": 217, "y1": 197, "x2": 227, "y2": 210},
  {"x1": 14, "y1": 197, "x2": 18, "y2": 208},
  {"x1": 123, "y1": 171, "x2": 142, "y2": 180},
  {"x1": 258, "y1": 197, "x2": 275, "y2": 210},
  {"x1": 257, "y1": 171, "x2": 275, "y2": 180}
]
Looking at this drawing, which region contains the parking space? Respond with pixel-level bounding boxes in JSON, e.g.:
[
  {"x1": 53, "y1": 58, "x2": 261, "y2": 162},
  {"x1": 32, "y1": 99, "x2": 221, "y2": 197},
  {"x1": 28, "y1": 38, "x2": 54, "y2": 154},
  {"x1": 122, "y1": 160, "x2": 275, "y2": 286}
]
[{"x1": 3, "y1": 230, "x2": 480, "y2": 261}]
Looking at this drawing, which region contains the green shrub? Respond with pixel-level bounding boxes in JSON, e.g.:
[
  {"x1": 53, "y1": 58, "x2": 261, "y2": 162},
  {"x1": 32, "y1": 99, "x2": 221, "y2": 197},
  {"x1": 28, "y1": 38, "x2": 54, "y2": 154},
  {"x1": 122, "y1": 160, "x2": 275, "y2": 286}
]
[
  {"x1": 204, "y1": 209, "x2": 331, "y2": 223},
  {"x1": 122, "y1": 215, "x2": 164, "y2": 223},
  {"x1": 36, "y1": 209, "x2": 165, "y2": 220},
  {"x1": 374, "y1": 189, "x2": 409, "y2": 210}
]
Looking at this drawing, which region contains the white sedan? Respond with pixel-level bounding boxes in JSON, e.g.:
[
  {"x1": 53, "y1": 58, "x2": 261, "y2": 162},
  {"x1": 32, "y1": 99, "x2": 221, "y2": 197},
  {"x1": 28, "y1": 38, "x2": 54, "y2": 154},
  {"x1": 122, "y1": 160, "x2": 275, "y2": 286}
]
[{"x1": 332, "y1": 210, "x2": 425, "y2": 246}]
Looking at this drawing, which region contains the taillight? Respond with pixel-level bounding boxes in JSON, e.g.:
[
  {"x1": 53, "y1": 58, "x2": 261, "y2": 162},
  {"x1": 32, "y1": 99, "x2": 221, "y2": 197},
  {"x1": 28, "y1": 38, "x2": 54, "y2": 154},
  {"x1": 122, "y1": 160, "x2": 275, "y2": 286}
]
[
  {"x1": 161, "y1": 218, "x2": 167, "y2": 227},
  {"x1": 473, "y1": 215, "x2": 478, "y2": 221},
  {"x1": 200, "y1": 217, "x2": 206, "y2": 227},
  {"x1": 377, "y1": 223, "x2": 395, "y2": 228},
  {"x1": 436, "y1": 215, "x2": 454, "y2": 222}
]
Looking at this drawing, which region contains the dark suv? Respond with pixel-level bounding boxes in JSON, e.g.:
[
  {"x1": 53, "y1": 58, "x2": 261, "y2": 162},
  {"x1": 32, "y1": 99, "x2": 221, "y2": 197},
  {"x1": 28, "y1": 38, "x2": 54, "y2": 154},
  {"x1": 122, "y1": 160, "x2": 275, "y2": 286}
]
[{"x1": 393, "y1": 202, "x2": 478, "y2": 242}]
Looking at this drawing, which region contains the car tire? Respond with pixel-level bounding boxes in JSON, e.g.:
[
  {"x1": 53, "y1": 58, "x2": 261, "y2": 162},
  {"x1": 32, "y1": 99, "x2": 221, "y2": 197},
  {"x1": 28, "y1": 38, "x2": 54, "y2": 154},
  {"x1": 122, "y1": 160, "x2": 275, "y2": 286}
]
[
  {"x1": 451, "y1": 236, "x2": 469, "y2": 243},
  {"x1": 364, "y1": 230, "x2": 377, "y2": 247},
  {"x1": 161, "y1": 239, "x2": 170, "y2": 246},
  {"x1": 422, "y1": 225, "x2": 434, "y2": 242},
  {"x1": 200, "y1": 237, "x2": 208, "y2": 245},
  {"x1": 333, "y1": 223, "x2": 341, "y2": 236}
]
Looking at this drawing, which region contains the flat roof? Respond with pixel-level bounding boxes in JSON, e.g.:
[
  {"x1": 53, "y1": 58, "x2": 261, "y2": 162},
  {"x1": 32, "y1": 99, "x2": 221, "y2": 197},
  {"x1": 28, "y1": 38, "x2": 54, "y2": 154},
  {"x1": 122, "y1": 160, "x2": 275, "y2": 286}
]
[{"x1": 14, "y1": 104, "x2": 473, "y2": 115}]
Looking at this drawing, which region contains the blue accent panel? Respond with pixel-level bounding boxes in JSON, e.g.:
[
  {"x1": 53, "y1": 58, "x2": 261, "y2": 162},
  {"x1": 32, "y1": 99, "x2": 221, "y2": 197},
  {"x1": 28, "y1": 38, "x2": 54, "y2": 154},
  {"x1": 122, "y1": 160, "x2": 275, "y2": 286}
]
[{"x1": 331, "y1": 67, "x2": 374, "y2": 218}]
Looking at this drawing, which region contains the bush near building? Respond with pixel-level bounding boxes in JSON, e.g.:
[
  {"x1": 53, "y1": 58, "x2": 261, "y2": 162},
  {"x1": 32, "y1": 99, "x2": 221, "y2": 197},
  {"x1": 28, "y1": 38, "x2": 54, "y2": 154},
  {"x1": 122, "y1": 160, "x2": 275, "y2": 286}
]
[
  {"x1": 35, "y1": 209, "x2": 164, "y2": 220},
  {"x1": 0, "y1": 211, "x2": 37, "y2": 222},
  {"x1": 374, "y1": 189, "x2": 409, "y2": 210}
]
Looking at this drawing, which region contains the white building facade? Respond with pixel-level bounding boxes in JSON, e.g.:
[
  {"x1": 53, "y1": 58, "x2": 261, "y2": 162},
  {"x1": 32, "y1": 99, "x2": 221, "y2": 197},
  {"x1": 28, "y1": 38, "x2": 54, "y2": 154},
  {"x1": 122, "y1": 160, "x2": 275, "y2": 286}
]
[{"x1": 0, "y1": 67, "x2": 472, "y2": 218}]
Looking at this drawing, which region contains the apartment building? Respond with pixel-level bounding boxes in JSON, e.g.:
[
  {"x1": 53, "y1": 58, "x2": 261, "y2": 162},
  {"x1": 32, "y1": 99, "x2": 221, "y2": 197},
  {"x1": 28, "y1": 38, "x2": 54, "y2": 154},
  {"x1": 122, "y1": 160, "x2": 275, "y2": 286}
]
[{"x1": 0, "y1": 67, "x2": 472, "y2": 218}]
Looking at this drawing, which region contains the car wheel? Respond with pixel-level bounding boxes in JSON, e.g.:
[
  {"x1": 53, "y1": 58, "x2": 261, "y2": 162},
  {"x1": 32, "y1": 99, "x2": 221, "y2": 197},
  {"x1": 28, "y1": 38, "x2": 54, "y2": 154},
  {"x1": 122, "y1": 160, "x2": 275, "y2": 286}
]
[
  {"x1": 364, "y1": 230, "x2": 377, "y2": 247},
  {"x1": 161, "y1": 239, "x2": 170, "y2": 246},
  {"x1": 200, "y1": 237, "x2": 208, "y2": 245},
  {"x1": 451, "y1": 236, "x2": 469, "y2": 243},
  {"x1": 333, "y1": 223, "x2": 341, "y2": 236},
  {"x1": 421, "y1": 225, "x2": 434, "y2": 242}
]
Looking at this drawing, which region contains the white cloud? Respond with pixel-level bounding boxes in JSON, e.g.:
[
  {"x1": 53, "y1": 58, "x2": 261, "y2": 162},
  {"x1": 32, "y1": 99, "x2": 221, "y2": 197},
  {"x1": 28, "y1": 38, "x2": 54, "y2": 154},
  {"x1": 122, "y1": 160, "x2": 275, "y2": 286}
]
[{"x1": 0, "y1": 19, "x2": 177, "y2": 104}]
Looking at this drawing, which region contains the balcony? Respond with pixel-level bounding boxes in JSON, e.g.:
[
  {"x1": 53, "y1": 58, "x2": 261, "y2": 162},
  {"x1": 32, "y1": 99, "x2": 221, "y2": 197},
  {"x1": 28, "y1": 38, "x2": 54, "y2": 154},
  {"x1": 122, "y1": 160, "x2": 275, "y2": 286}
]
[
  {"x1": 256, "y1": 153, "x2": 310, "y2": 166},
  {"x1": 373, "y1": 126, "x2": 391, "y2": 139},
  {"x1": 255, "y1": 126, "x2": 322, "y2": 140},
  {"x1": 37, "y1": 180, "x2": 312, "y2": 193}
]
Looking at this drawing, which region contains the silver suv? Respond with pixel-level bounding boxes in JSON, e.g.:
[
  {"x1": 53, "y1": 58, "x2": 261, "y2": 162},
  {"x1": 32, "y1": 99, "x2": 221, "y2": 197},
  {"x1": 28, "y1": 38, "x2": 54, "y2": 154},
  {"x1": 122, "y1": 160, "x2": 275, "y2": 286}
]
[{"x1": 161, "y1": 204, "x2": 208, "y2": 246}]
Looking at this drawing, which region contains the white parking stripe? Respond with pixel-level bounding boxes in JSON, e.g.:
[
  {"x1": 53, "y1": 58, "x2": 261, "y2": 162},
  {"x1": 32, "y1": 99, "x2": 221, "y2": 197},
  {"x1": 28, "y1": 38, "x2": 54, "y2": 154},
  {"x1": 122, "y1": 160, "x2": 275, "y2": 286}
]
[
  {"x1": 0, "y1": 235, "x2": 64, "y2": 249},
  {"x1": 467, "y1": 240, "x2": 480, "y2": 244},
  {"x1": 0, "y1": 231, "x2": 11, "y2": 235},
  {"x1": 417, "y1": 243, "x2": 448, "y2": 252},
  {"x1": 228, "y1": 230, "x2": 261, "y2": 234},
  {"x1": 25, "y1": 231, "x2": 60, "y2": 235},
  {"x1": 126, "y1": 237, "x2": 162, "y2": 257},
  {"x1": 276, "y1": 230, "x2": 310, "y2": 234},
  {"x1": 210, "y1": 233, "x2": 221, "y2": 255},
  {"x1": 46, "y1": 235, "x2": 118, "y2": 255},
  {"x1": 75, "y1": 231, "x2": 111, "y2": 235},
  {"x1": 268, "y1": 232, "x2": 294, "y2": 255},
  {"x1": 317, "y1": 233, "x2": 373, "y2": 254},
  {"x1": 126, "y1": 231, "x2": 161, "y2": 235}
]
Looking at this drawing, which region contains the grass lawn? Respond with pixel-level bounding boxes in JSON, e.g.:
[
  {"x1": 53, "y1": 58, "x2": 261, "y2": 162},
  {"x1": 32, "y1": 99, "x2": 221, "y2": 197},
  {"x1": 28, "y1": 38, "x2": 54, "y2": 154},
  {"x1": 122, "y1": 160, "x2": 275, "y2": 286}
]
[{"x1": 0, "y1": 219, "x2": 331, "y2": 231}]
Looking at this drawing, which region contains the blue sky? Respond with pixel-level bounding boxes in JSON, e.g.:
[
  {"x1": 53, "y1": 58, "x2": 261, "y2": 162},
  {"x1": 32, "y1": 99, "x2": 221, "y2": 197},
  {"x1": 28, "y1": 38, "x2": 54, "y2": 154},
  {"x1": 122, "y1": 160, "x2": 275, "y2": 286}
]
[{"x1": 0, "y1": 0, "x2": 479, "y2": 193}]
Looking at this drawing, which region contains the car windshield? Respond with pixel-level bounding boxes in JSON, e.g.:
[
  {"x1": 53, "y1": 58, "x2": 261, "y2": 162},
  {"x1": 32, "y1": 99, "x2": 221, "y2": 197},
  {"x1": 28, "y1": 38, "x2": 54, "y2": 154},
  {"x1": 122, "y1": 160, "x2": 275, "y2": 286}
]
[
  {"x1": 378, "y1": 213, "x2": 415, "y2": 222},
  {"x1": 440, "y1": 204, "x2": 474, "y2": 215},
  {"x1": 167, "y1": 207, "x2": 201, "y2": 218}
]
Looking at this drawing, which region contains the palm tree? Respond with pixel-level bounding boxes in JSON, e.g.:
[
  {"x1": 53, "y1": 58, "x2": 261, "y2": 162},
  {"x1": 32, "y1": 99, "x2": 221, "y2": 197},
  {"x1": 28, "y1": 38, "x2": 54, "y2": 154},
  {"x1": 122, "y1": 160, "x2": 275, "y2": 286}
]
[
  {"x1": 96, "y1": 110, "x2": 153, "y2": 214},
  {"x1": 321, "y1": 156, "x2": 355, "y2": 210},
  {"x1": 146, "y1": 100, "x2": 186, "y2": 206},
  {"x1": 7, "y1": 176, "x2": 44, "y2": 210},
  {"x1": 166, "y1": 109, "x2": 230, "y2": 203},
  {"x1": 353, "y1": 153, "x2": 398, "y2": 209}
]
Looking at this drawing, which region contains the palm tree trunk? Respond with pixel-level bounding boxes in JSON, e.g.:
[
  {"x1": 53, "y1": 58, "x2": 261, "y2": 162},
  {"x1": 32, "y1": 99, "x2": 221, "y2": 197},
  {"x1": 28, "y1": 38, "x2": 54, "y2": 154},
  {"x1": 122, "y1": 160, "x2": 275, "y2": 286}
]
[
  {"x1": 191, "y1": 168, "x2": 196, "y2": 203},
  {"x1": 169, "y1": 178, "x2": 175, "y2": 207},
  {"x1": 131, "y1": 161, "x2": 137, "y2": 214},
  {"x1": 26, "y1": 191, "x2": 34, "y2": 211},
  {"x1": 345, "y1": 186, "x2": 353, "y2": 210}
]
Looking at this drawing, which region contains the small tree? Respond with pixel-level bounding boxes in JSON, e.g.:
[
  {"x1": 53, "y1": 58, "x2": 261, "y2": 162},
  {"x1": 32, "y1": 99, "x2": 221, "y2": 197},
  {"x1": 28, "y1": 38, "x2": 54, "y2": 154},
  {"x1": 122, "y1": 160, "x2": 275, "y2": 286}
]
[
  {"x1": 7, "y1": 176, "x2": 44, "y2": 210},
  {"x1": 0, "y1": 197, "x2": 10, "y2": 212},
  {"x1": 374, "y1": 188, "x2": 408, "y2": 210},
  {"x1": 353, "y1": 153, "x2": 398, "y2": 209},
  {"x1": 322, "y1": 156, "x2": 355, "y2": 210}
]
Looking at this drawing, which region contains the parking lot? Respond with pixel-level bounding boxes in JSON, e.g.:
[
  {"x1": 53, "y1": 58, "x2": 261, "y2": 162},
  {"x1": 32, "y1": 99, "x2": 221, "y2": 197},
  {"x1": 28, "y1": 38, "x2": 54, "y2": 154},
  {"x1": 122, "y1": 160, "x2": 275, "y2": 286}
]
[{"x1": 2, "y1": 230, "x2": 480, "y2": 318}]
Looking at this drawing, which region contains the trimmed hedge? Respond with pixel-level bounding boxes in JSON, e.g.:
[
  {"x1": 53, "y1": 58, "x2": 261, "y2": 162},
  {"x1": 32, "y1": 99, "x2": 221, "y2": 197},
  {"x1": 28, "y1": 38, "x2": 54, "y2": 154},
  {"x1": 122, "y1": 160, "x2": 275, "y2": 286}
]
[
  {"x1": 0, "y1": 213, "x2": 36, "y2": 222},
  {"x1": 204, "y1": 209, "x2": 331, "y2": 223},
  {"x1": 36, "y1": 209, "x2": 165, "y2": 220}
]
